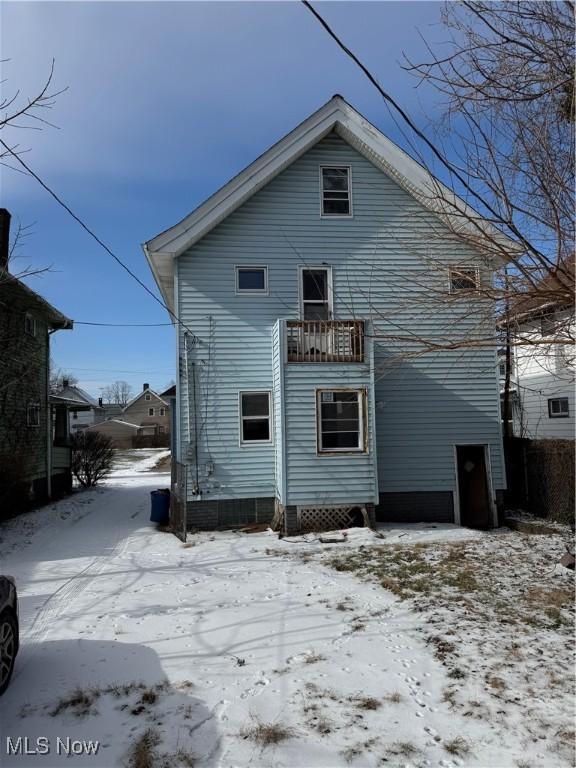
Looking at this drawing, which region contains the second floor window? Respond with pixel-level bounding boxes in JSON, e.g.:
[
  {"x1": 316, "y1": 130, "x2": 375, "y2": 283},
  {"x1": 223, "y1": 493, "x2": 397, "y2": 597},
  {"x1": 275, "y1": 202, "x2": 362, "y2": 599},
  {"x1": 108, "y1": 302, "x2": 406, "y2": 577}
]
[
  {"x1": 321, "y1": 166, "x2": 351, "y2": 216},
  {"x1": 160, "y1": 407, "x2": 165, "y2": 416},
  {"x1": 450, "y1": 266, "x2": 480, "y2": 292},
  {"x1": 236, "y1": 266, "x2": 268, "y2": 294},
  {"x1": 27, "y1": 402, "x2": 41, "y2": 427},
  {"x1": 148, "y1": 407, "x2": 155, "y2": 416}
]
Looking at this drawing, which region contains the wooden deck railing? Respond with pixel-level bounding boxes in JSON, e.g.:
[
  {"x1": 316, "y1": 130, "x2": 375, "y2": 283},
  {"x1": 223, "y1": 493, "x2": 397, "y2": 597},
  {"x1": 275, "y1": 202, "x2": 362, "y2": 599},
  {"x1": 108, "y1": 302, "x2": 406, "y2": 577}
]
[{"x1": 286, "y1": 320, "x2": 365, "y2": 363}]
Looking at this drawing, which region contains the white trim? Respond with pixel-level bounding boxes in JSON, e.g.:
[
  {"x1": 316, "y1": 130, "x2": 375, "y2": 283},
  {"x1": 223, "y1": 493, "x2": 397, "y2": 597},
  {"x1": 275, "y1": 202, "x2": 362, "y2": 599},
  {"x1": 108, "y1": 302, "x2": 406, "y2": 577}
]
[
  {"x1": 238, "y1": 390, "x2": 273, "y2": 447},
  {"x1": 298, "y1": 265, "x2": 334, "y2": 321},
  {"x1": 453, "y1": 443, "x2": 497, "y2": 528},
  {"x1": 24, "y1": 312, "x2": 37, "y2": 337},
  {"x1": 27, "y1": 401, "x2": 41, "y2": 427},
  {"x1": 319, "y1": 164, "x2": 353, "y2": 219},
  {"x1": 123, "y1": 387, "x2": 169, "y2": 411},
  {"x1": 234, "y1": 264, "x2": 269, "y2": 295},
  {"x1": 174, "y1": 265, "x2": 181, "y2": 462},
  {"x1": 144, "y1": 95, "x2": 516, "y2": 313},
  {"x1": 316, "y1": 389, "x2": 366, "y2": 454}
]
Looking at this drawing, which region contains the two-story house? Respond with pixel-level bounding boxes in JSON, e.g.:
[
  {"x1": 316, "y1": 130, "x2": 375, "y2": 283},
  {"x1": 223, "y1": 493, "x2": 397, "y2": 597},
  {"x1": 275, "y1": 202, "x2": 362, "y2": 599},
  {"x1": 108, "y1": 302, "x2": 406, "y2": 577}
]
[
  {"x1": 0, "y1": 209, "x2": 74, "y2": 514},
  {"x1": 87, "y1": 383, "x2": 170, "y2": 448},
  {"x1": 144, "y1": 96, "x2": 508, "y2": 534},
  {"x1": 54, "y1": 380, "x2": 105, "y2": 433}
]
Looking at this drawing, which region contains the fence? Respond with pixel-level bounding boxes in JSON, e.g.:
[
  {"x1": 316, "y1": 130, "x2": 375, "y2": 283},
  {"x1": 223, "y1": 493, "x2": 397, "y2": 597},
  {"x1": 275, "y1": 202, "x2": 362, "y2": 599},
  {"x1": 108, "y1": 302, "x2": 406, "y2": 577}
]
[
  {"x1": 170, "y1": 460, "x2": 187, "y2": 541},
  {"x1": 504, "y1": 437, "x2": 575, "y2": 525}
]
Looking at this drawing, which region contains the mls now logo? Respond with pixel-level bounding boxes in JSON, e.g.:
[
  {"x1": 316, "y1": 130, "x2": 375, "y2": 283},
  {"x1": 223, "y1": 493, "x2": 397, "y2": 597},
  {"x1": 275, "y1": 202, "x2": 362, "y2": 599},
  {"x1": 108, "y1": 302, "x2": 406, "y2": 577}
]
[{"x1": 6, "y1": 737, "x2": 100, "y2": 756}]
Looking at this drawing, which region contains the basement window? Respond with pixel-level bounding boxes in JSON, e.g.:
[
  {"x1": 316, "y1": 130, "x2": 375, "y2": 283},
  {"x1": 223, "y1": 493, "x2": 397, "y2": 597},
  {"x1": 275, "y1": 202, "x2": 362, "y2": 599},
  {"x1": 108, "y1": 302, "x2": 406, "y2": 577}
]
[
  {"x1": 450, "y1": 266, "x2": 480, "y2": 292},
  {"x1": 317, "y1": 390, "x2": 365, "y2": 452},
  {"x1": 548, "y1": 397, "x2": 569, "y2": 418},
  {"x1": 27, "y1": 402, "x2": 41, "y2": 427},
  {"x1": 320, "y1": 166, "x2": 351, "y2": 217},
  {"x1": 239, "y1": 391, "x2": 272, "y2": 444},
  {"x1": 236, "y1": 266, "x2": 268, "y2": 294}
]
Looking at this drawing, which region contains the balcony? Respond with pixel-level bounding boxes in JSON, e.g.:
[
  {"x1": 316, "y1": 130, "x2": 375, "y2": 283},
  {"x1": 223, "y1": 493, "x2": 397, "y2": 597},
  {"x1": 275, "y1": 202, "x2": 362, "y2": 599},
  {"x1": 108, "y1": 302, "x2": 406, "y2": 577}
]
[{"x1": 286, "y1": 320, "x2": 365, "y2": 363}]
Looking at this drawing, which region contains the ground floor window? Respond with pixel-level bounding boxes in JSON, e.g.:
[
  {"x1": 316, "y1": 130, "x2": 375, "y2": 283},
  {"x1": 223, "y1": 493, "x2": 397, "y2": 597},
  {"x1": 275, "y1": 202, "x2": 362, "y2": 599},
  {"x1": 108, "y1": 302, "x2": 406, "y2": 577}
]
[
  {"x1": 239, "y1": 391, "x2": 272, "y2": 445},
  {"x1": 317, "y1": 389, "x2": 366, "y2": 452},
  {"x1": 548, "y1": 397, "x2": 569, "y2": 418}
]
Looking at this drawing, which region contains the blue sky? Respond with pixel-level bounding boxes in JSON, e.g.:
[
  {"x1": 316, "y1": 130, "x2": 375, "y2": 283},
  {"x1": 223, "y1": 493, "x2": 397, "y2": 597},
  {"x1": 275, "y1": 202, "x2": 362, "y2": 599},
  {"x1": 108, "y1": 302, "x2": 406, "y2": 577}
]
[{"x1": 2, "y1": 1, "x2": 447, "y2": 397}]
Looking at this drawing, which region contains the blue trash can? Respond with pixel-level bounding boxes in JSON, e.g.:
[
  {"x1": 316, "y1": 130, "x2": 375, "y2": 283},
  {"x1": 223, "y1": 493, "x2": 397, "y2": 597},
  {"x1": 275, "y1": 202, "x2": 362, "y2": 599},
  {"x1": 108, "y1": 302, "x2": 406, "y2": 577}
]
[{"x1": 150, "y1": 489, "x2": 170, "y2": 525}]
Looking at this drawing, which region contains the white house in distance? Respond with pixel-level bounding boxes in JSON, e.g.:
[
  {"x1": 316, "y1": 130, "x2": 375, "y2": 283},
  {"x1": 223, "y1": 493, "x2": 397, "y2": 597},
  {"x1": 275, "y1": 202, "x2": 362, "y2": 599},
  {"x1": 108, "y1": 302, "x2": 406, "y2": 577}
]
[{"x1": 506, "y1": 295, "x2": 575, "y2": 440}]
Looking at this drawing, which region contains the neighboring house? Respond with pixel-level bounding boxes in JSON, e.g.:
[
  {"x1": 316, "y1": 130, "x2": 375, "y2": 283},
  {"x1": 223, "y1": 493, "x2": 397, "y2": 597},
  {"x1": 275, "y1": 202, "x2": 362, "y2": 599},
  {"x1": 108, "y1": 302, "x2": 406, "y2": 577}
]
[
  {"x1": 0, "y1": 209, "x2": 74, "y2": 511},
  {"x1": 54, "y1": 381, "x2": 105, "y2": 432},
  {"x1": 87, "y1": 384, "x2": 171, "y2": 448},
  {"x1": 501, "y1": 276, "x2": 575, "y2": 440},
  {"x1": 144, "y1": 96, "x2": 509, "y2": 534},
  {"x1": 160, "y1": 385, "x2": 177, "y2": 455}
]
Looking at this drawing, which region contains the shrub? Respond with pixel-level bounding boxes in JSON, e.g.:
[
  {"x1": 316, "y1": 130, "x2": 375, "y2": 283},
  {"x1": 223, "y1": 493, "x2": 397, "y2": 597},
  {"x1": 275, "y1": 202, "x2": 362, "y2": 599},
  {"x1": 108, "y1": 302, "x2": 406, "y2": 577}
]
[{"x1": 71, "y1": 431, "x2": 114, "y2": 487}]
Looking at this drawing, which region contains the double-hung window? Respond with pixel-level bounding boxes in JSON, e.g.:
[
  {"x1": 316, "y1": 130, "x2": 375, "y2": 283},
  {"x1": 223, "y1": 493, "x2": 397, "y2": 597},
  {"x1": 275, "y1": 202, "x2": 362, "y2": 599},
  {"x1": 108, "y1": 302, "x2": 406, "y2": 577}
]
[
  {"x1": 320, "y1": 166, "x2": 351, "y2": 216},
  {"x1": 548, "y1": 397, "x2": 569, "y2": 418},
  {"x1": 301, "y1": 268, "x2": 331, "y2": 320},
  {"x1": 239, "y1": 391, "x2": 272, "y2": 444},
  {"x1": 27, "y1": 402, "x2": 41, "y2": 427},
  {"x1": 317, "y1": 390, "x2": 365, "y2": 452},
  {"x1": 236, "y1": 266, "x2": 268, "y2": 294},
  {"x1": 148, "y1": 407, "x2": 155, "y2": 417},
  {"x1": 24, "y1": 313, "x2": 36, "y2": 337}
]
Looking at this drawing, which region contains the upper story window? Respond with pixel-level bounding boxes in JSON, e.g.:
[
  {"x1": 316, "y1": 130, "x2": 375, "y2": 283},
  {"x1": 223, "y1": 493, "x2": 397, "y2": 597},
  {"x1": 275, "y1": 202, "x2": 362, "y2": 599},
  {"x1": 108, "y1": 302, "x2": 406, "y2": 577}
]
[
  {"x1": 548, "y1": 397, "x2": 569, "y2": 418},
  {"x1": 27, "y1": 402, "x2": 41, "y2": 427},
  {"x1": 160, "y1": 407, "x2": 166, "y2": 416},
  {"x1": 540, "y1": 311, "x2": 557, "y2": 336},
  {"x1": 239, "y1": 391, "x2": 272, "y2": 445},
  {"x1": 317, "y1": 390, "x2": 366, "y2": 453},
  {"x1": 24, "y1": 313, "x2": 36, "y2": 337},
  {"x1": 300, "y1": 267, "x2": 332, "y2": 320},
  {"x1": 145, "y1": 393, "x2": 151, "y2": 401},
  {"x1": 148, "y1": 407, "x2": 155, "y2": 416},
  {"x1": 450, "y1": 266, "x2": 480, "y2": 292},
  {"x1": 320, "y1": 166, "x2": 352, "y2": 217},
  {"x1": 235, "y1": 266, "x2": 268, "y2": 295}
]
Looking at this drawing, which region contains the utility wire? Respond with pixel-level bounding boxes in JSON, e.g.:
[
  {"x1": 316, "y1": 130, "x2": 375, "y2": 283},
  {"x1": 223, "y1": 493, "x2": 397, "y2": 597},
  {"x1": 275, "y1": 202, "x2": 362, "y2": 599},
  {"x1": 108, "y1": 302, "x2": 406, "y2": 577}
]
[
  {"x1": 75, "y1": 321, "x2": 173, "y2": 327},
  {"x1": 0, "y1": 138, "x2": 198, "y2": 342}
]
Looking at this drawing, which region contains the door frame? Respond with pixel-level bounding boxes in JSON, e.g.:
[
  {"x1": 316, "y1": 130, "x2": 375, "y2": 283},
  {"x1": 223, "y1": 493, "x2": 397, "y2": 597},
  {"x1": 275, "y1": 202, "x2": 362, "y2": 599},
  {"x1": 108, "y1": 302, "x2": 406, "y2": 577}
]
[
  {"x1": 453, "y1": 443, "x2": 497, "y2": 528},
  {"x1": 298, "y1": 265, "x2": 333, "y2": 320}
]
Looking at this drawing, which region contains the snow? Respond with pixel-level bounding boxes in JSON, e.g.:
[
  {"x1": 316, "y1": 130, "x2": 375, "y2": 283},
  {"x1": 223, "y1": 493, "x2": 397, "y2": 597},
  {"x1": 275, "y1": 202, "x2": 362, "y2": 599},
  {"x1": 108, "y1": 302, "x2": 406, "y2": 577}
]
[{"x1": 0, "y1": 453, "x2": 573, "y2": 767}]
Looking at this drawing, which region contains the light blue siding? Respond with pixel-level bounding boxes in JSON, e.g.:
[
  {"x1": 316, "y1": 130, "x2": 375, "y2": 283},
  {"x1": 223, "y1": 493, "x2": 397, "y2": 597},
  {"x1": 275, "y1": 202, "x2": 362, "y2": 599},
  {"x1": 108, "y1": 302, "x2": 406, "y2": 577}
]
[{"x1": 177, "y1": 132, "x2": 505, "y2": 508}]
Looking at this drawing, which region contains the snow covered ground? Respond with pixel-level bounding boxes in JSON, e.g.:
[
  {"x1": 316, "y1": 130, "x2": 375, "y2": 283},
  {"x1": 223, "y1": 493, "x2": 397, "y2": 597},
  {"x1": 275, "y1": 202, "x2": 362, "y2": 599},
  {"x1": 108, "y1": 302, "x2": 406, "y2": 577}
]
[{"x1": 0, "y1": 453, "x2": 573, "y2": 767}]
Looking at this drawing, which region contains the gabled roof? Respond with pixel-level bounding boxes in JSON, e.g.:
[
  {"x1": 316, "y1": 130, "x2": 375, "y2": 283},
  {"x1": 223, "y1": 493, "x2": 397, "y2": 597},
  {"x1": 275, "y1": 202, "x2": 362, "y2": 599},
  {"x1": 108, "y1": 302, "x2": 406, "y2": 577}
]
[
  {"x1": 122, "y1": 387, "x2": 168, "y2": 411},
  {"x1": 2, "y1": 274, "x2": 73, "y2": 330},
  {"x1": 55, "y1": 384, "x2": 99, "y2": 408},
  {"x1": 144, "y1": 95, "x2": 516, "y2": 314},
  {"x1": 88, "y1": 419, "x2": 141, "y2": 431}
]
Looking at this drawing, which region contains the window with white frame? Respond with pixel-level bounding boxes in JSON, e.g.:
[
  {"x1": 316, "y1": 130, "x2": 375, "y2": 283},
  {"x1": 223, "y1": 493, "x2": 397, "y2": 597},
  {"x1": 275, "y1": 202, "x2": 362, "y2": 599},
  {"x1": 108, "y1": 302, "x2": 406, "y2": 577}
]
[
  {"x1": 235, "y1": 266, "x2": 268, "y2": 294},
  {"x1": 27, "y1": 402, "x2": 41, "y2": 427},
  {"x1": 145, "y1": 393, "x2": 151, "y2": 401},
  {"x1": 301, "y1": 268, "x2": 331, "y2": 320},
  {"x1": 239, "y1": 391, "x2": 272, "y2": 444},
  {"x1": 160, "y1": 407, "x2": 165, "y2": 416},
  {"x1": 24, "y1": 313, "x2": 36, "y2": 337},
  {"x1": 320, "y1": 166, "x2": 351, "y2": 216},
  {"x1": 148, "y1": 407, "x2": 155, "y2": 416},
  {"x1": 548, "y1": 397, "x2": 569, "y2": 418},
  {"x1": 449, "y1": 266, "x2": 479, "y2": 292},
  {"x1": 158, "y1": 425, "x2": 165, "y2": 433},
  {"x1": 317, "y1": 390, "x2": 365, "y2": 452}
]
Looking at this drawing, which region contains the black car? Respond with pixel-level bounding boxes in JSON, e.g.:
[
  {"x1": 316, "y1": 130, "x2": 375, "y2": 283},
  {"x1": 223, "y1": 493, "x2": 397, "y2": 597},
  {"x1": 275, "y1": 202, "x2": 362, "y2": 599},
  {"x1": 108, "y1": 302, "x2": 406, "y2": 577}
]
[{"x1": 0, "y1": 575, "x2": 19, "y2": 695}]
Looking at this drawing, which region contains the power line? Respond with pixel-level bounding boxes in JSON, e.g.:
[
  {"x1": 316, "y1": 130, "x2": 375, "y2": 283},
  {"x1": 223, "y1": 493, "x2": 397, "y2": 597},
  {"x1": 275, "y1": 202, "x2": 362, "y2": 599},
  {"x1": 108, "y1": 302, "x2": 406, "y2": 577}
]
[
  {"x1": 0, "y1": 138, "x2": 198, "y2": 343},
  {"x1": 75, "y1": 321, "x2": 173, "y2": 327}
]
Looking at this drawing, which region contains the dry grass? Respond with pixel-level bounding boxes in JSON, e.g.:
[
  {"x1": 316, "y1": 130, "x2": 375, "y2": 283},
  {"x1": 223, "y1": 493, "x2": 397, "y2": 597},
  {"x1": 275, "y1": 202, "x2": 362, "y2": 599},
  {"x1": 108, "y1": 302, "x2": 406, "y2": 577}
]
[
  {"x1": 382, "y1": 691, "x2": 402, "y2": 704},
  {"x1": 443, "y1": 736, "x2": 470, "y2": 757},
  {"x1": 240, "y1": 717, "x2": 296, "y2": 748},
  {"x1": 350, "y1": 695, "x2": 381, "y2": 711},
  {"x1": 340, "y1": 738, "x2": 379, "y2": 763},
  {"x1": 303, "y1": 652, "x2": 326, "y2": 665},
  {"x1": 127, "y1": 728, "x2": 161, "y2": 768},
  {"x1": 50, "y1": 687, "x2": 99, "y2": 718},
  {"x1": 387, "y1": 741, "x2": 420, "y2": 757}
]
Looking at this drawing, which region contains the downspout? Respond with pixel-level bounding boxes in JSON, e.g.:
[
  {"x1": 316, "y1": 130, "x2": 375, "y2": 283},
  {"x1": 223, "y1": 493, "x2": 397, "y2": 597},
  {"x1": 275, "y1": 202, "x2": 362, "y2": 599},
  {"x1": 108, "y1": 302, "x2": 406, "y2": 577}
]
[{"x1": 46, "y1": 328, "x2": 55, "y2": 499}]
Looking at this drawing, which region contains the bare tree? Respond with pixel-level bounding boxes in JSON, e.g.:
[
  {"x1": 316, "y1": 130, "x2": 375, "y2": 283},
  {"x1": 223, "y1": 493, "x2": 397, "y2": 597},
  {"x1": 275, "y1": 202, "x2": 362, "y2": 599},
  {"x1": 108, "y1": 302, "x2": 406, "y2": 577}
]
[
  {"x1": 49, "y1": 362, "x2": 79, "y2": 393},
  {"x1": 71, "y1": 431, "x2": 114, "y2": 487},
  {"x1": 101, "y1": 380, "x2": 133, "y2": 406}
]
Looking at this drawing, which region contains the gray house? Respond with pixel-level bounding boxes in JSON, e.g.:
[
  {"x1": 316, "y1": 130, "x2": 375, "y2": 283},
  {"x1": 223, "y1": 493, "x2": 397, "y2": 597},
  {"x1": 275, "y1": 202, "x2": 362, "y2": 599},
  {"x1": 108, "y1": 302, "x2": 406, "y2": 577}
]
[{"x1": 144, "y1": 96, "x2": 508, "y2": 534}]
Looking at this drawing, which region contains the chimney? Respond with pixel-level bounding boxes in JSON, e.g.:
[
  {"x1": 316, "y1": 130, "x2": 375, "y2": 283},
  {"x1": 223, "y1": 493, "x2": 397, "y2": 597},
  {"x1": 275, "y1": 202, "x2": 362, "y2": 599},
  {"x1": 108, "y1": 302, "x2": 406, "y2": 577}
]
[
  {"x1": 0, "y1": 209, "x2": 11, "y2": 273},
  {"x1": 63, "y1": 379, "x2": 69, "y2": 388},
  {"x1": 98, "y1": 397, "x2": 103, "y2": 407},
  {"x1": 143, "y1": 382, "x2": 149, "y2": 391}
]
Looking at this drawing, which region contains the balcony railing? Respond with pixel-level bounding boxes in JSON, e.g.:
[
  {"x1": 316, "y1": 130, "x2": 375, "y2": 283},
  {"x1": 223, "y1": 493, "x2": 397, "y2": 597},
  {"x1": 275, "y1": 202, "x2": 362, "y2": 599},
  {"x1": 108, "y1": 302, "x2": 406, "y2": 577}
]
[{"x1": 286, "y1": 320, "x2": 365, "y2": 363}]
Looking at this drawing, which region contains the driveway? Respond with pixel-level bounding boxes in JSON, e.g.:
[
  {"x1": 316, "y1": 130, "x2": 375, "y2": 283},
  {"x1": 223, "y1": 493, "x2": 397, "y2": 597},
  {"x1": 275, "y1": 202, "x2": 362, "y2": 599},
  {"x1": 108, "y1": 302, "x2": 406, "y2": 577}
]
[{"x1": 0, "y1": 451, "x2": 560, "y2": 767}]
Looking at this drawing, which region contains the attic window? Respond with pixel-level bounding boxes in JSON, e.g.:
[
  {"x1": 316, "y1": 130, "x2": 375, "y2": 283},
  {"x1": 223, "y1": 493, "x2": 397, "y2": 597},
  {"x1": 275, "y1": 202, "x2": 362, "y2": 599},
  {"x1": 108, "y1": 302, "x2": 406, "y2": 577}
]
[
  {"x1": 450, "y1": 266, "x2": 480, "y2": 292},
  {"x1": 25, "y1": 313, "x2": 36, "y2": 337},
  {"x1": 320, "y1": 166, "x2": 351, "y2": 217},
  {"x1": 236, "y1": 266, "x2": 268, "y2": 294},
  {"x1": 145, "y1": 394, "x2": 151, "y2": 401}
]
